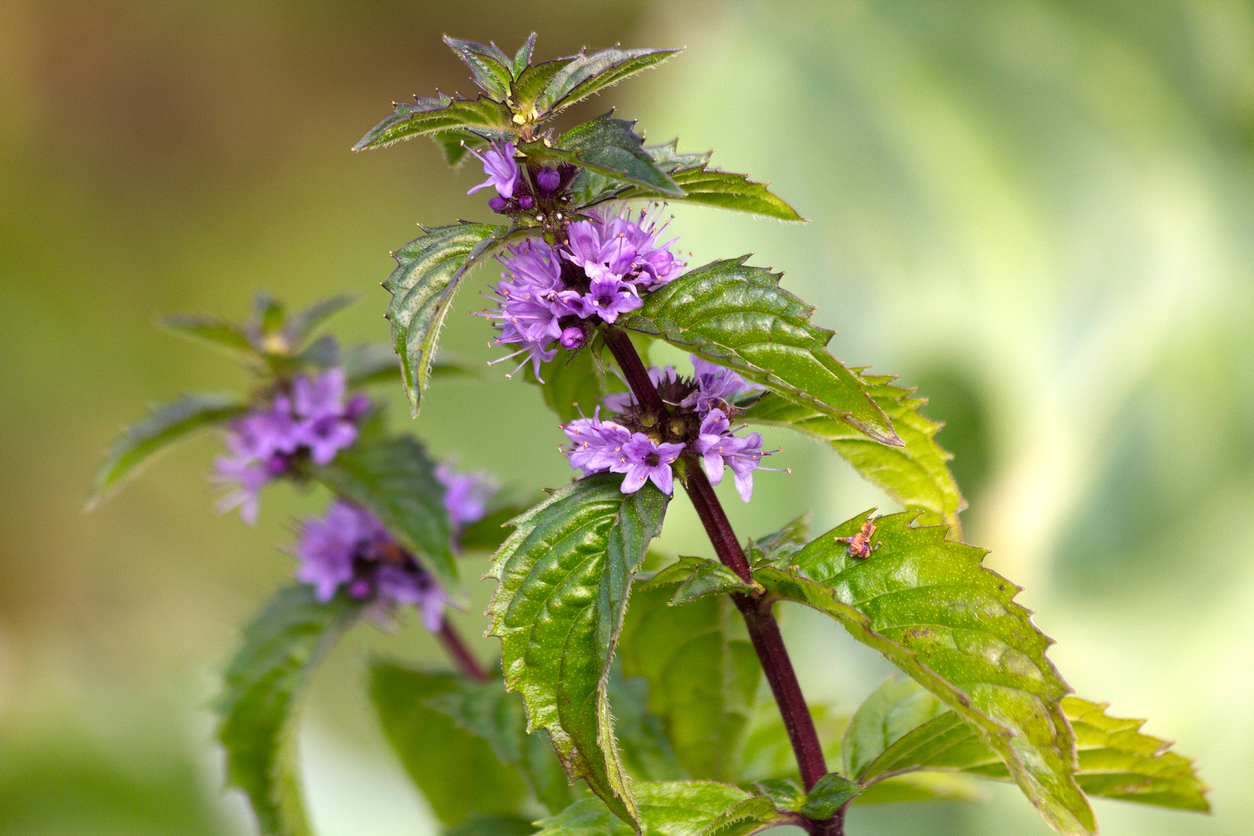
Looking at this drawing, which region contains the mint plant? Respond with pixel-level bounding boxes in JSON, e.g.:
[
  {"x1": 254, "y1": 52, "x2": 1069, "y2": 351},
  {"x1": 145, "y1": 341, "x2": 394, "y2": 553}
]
[{"x1": 96, "y1": 34, "x2": 1209, "y2": 836}]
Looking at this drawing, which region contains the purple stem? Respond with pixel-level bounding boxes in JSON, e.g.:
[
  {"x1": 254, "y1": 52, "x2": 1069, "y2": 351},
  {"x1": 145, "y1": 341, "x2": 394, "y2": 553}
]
[{"x1": 603, "y1": 327, "x2": 843, "y2": 835}]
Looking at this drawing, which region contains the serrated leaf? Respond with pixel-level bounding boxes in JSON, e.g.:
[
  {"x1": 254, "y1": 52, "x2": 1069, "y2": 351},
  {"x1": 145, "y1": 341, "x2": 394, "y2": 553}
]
[
  {"x1": 527, "y1": 47, "x2": 682, "y2": 118},
  {"x1": 282, "y1": 294, "x2": 356, "y2": 347},
  {"x1": 617, "y1": 167, "x2": 803, "y2": 221},
  {"x1": 486, "y1": 474, "x2": 670, "y2": 828},
  {"x1": 799, "y1": 773, "x2": 860, "y2": 819},
  {"x1": 383, "y1": 222, "x2": 526, "y2": 415},
  {"x1": 618, "y1": 258, "x2": 899, "y2": 446},
  {"x1": 369, "y1": 664, "x2": 532, "y2": 826},
  {"x1": 618, "y1": 573, "x2": 760, "y2": 782},
  {"x1": 314, "y1": 436, "x2": 458, "y2": 595},
  {"x1": 444, "y1": 36, "x2": 514, "y2": 100},
  {"x1": 89, "y1": 393, "x2": 247, "y2": 507},
  {"x1": 743, "y1": 374, "x2": 965, "y2": 535},
  {"x1": 850, "y1": 678, "x2": 1209, "y2": 812},
  {"x1": 216, "y1": 585, "x2": 362, "y2": 836},
  {"x1": 645, "y1": 139, "x2": 712, "y2": 171},
  {"x1": 353, "y1": 93, "x2": 513, "y2": 150},
  {"x1": 158, "y1": 313, "x2": 259, "y2": 361},
  {"x1": 755, "y1": 512, "x2": 1095, "y2": 835},
  {"x1": 520, "y1": 114, "x2": 682, "y2": 197},
  {"x1": 534, "y1": 781, "x2": 793, "y2": 836}
]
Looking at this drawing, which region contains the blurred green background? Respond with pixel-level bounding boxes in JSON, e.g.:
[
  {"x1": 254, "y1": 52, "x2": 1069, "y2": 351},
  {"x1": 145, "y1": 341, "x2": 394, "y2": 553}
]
[{"x1": 2, "y1": 1, "x2": 1251, "y2": 834}]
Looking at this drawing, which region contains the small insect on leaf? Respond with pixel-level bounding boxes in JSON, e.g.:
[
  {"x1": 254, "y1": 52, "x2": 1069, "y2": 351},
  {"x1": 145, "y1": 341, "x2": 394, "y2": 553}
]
[{"x1": 835, "y1": 518, "x2": 878, "y2": 559}]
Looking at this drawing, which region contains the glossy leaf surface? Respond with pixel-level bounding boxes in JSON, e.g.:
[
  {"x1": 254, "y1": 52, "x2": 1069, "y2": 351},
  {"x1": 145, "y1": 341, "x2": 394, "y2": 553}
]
[
  {"x1": 743, "y1": 373, "x2": 965, "y2": 533},
  {"x1": 89, "y1": 393, "x2": 246, "y2": 506},
  {"x1": 383, "y1": 222, "x2": 522, "y2": 414},
  {"x1": 314, "y1": 436, "x2": 457, "y2": 595},
  {"x1": 852, "y1": 676, "x2": 1207, "y2": 812},
  {"x1": 353, "y1": 93, "x2": 513, "y2": 150},
  {"x1": 534, "y1": 781, "x2": 792, "y2": 836},
  {"x1": 444, "y1": 36, "x2": 514, "y2": 100},
  {"x1": 756, "y1": 512, "x2": 1094, "y2": 835},
  {"x1": 216, "y1": 586, "x2": 361, "y2": 836},
  {"x1": 617, "y1": 166, "x2": 803, "y2": 221},
  {"x1": 617, "y1": 258, "x2": 899, "y2": 445},
  {"x1": 516, "y1": 47, "x2": 681, "y2": 118},
  {"x1": 520, "y1": 115, "x2": 682, "y2": 196},
  {"x1": 618, "y1": 573, "x2": 760, "y2": 782},
  {"x1": 649, "y1": 556, "x2": 761, "y2": 604},
  {"x1": 486, "y1": 474, "x2": 670, "y2": 827}
]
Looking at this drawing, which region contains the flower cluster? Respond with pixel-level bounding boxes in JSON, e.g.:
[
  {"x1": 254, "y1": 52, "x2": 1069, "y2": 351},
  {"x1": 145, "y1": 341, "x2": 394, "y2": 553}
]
[
  {"x1": 563, "y1": 357, "x2": 775, "y2": 502},
  {"x1": 213, "y1": 368, "x2": 369, "y2": 523},
  {"x1": 292, "y1": 463, "x2": 496, "y2": 630},
  {"x1": 293, "y1": 500, "x2": 448, "y2": 631},
  {"x1": 467, "y1": 140, "x2": 574, "y2": 215},
  {"x1": 483, "y1": 206, "x2": 684, "y2": 378}
]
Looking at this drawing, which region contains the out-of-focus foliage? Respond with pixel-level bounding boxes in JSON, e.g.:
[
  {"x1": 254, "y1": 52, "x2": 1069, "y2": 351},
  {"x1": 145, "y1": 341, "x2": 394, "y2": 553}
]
[{"x1": 5, "y1": 1, "x2": 1253, "y2": 835}]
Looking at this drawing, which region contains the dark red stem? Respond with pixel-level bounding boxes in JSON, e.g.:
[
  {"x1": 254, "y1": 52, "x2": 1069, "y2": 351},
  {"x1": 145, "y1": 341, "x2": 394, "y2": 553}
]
[
  {"x1": 603, "y1": 327, "x2": 841, "y2": 834},
  {"x1": 438, "y1": 618, "x2": 491, "y2": 683}
]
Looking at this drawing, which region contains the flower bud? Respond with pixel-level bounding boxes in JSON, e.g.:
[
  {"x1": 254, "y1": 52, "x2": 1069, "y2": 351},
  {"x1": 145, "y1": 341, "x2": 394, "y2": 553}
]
[
  {"x1": 518, "y1": 194, "x2": 535, "y2": 210},
  {"x1": 488, "y1": 196, "x2": 509, "y2": 212},
  {"x1": 559, "y1": 326, "x2": 584, "y2": 349},
  {"x1": 537, "y1": 166, "x2": 561, "y2": 194}
]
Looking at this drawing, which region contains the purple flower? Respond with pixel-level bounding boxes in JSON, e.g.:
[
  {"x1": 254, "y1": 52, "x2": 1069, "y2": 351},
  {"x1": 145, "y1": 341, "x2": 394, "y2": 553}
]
[
  {"x1": 680, "y1": 355, "x2": 762, "y2": 416},
  {"x1": 435, "y1": 462, "x2": 498, "y2": 549},
  {"x1": 536, "y1": 166, "x2": 561, "y2": 194},
  {"x1": 213, "y1": 369, "x2": 369, "y2": 522},
  {"x1": 572, "y1": 269, "x2": 643, "y2": 323},
  {"x1": 484, "y1": 239, "x2": 568, "y2": 379},
  {"x1": 564, "y1": 206, "x2": 684, "y2": 291},
  {"x1": 602, "y1": 366, "x2": 679, "y2": 413},
  {"x1": 293, "y1": 500, "x2": 449, "y2": 631},
  {"x1": 616, "y1": 434, "x2": 686, "y2": 495},
  {"x1": 467, "y1": 141, "x2": 519, "y2": 199},
  {"x1": 563, "y1": 408, "x2": 634, "y2": 475},
  {"x1": 690, "y1": 408, "x2": 771, "y2": 502}
]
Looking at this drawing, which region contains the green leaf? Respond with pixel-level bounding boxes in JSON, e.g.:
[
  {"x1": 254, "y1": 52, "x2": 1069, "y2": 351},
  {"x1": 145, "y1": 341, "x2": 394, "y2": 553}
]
[
  {"x1": 645, "y1": 139, "x2": 712, "y2": 171},
  {"x1": 353, "y1": 93, "x2": 513, "y2": 150},
  {"x1": 750, "y1": 513, "x2": 811, "y2": 566},
  {"x1": 314, "y1": 436, "x2": 458, "y2": 595},
  {"x1": 89, "y1": 393, "x2": 247, "y2": 507},
  {"x1": 617, "y1": 258, "x2": 899, "y2": 446},
  {"x1": 799, "y1": 773, "x2": 860, "y2": 819},
  {"x1": 158, "y1": 313, "x2": 259, "y2": 361},
  {"x1": 534, "y1": 781, "x2": 794, "y2": 836},
  {"x1": 606, "y1": 672, "x2": 688, "y2": 782},
  {"x1": 295, "y1": 334, "x2": 340, "y2": 368},
  {"x1": 525, "y1": 47, "x2": 682, "y2": 118},
  {"x1": 520, "y1": 114, "x2": 682, "y2": 197},
  {"x1": 486, "y1": 474, "x2": 670, "y2": 828},
  {"x1": 853, "y1": 773, "x2": 984, "y2": 804},
  {"x1": 449, "y1": 814, "x2": 541, "y2": 836},
  {"x1": 369, "y1": 664, "x2": 532, "y2": 826},
  {"x1": 342, "y1": 342, "x2": 476, "y2": 387},
  {"x1": 383, "y1": 222, "x2": 527, "y2": 415},
  {"x1": 843, "y1": 675, "x2": 953, "y2": 781},
  {"x1": 743, "y1": 374, "x2": 966, "y2": 534},
  {"x1": 512, "y1": 34, "x2": 538, "y2": 79},
  {"x1": 282, "y1": 294, "x2": 356, "y2": 346},
  {"x1": 848, "y1": 677, "x2": 1209, "y2": 813},
  {"x1": 755, "y1": 512, "x2": 1095, "y2": 835},
  {"x1": 750, "y1": 778, "x2": 803, "y2": 812},
  {"x1": 617, "y1": 573, "x2": 760, "y2": 782},
  {"x1": 444, "y1": 36, "x2": 514, "y2": 100},
  {"x1": 617, "y1": 166, "x2": 803, "y2": 221},
  {"x1": 649, "y1": 557, "x2": 761, "y2": 604},
  {"x1": 216, "y1": 586, "x2": 362, "y2": 836},
  {"x1": 525, "y1": 342, "x2": 623, "y2": 423}
]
